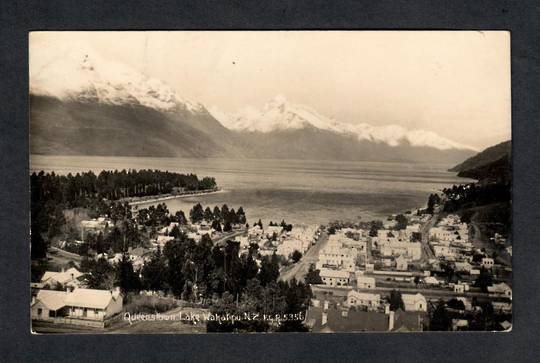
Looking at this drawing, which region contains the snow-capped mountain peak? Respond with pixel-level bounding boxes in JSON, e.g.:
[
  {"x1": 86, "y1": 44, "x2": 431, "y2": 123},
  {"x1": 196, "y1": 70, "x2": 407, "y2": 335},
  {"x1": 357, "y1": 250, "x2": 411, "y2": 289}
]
[
  {"x1": 30, "y1": 41, "x2": 205, "y2": 113},
  {"x1": 210, "y1": 96, "x2": 477, "y2": 151}
]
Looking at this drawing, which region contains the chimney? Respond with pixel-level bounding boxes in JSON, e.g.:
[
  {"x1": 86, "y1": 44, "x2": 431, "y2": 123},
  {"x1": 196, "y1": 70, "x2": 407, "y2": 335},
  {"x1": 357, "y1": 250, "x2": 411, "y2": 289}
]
[
  {"x1": 322, "y1": 312, "x2": 328, "y2": 326},
  {"x1": 388, "y1": 311, "x2": 395, "y2": 331}
]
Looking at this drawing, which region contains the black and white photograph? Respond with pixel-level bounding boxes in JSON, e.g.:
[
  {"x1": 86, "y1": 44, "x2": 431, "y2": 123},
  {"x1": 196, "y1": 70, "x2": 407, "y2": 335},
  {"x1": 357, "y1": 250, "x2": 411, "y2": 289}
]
[{"x1": 29, "y1": 31, "x2": 512, "y2": 334}]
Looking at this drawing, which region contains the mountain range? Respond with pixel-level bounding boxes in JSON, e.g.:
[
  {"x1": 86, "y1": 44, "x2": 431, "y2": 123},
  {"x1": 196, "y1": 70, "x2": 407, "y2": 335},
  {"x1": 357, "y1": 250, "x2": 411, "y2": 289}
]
[{"x1": 30, "y1": 44, "x2": 477, "y2": 163}]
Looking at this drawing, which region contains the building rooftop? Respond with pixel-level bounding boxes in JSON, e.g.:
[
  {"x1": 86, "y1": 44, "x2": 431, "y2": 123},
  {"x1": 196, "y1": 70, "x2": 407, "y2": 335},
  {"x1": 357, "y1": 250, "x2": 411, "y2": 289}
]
[
  {"x1": 41, "y1": 268, "x2": 83, "y2": 285},
  {"x1": 319, "y1": 268, "x2": 350, "y2": 279},
  {"x1": 34, "y1": 290, "x2": 68, "y2": 311},
  {"x1": 64, "y1": 288, "x2": 120, "y2": 309},
  {"x1": 306, "y1": 306, "x2": 389, "y2": 332}
]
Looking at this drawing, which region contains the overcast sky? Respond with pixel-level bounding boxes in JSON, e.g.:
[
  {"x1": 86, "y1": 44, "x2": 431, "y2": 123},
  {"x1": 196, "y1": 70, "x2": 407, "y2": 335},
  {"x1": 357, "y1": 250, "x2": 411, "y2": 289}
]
[{"x1": 30, "y1": 31, "x2": 511, "y2": 149}]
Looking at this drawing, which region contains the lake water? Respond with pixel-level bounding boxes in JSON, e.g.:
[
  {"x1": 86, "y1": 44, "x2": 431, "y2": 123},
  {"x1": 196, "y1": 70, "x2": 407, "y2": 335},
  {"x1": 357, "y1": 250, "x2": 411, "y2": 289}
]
[{"x1": 30, "y1": 155, "x2": 470, "y2": 225}]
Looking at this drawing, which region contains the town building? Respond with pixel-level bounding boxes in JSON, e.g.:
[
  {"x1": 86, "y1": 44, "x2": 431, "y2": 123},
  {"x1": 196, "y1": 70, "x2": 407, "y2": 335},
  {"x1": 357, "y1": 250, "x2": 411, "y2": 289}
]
[
  {"x1": 379, "y1": 240, "x2": 422, "y2": 261},
  {"x1": 481, "y1": 257, "x2": 495, "y2": 269},
  {"x1": 31, "y1": 287, "x2": 123, "y2": 328},
  {"x1": 80, "y1": 218, "x2": 113, "y2": 239},
  {"x1": 487, "y1": 282, "x2": 512, "y2": 299},
  {"x1": 40, "y1": 268, "x2": 83, "y2": 289},
  {"x1": 454, "y1": 261, "x2": 472, "y2": 273},
  {"x1": 316, "y1": 234, "x2": 359, "y2": 271},
  {"x1": 345, "y1": 290, "x2": 381, "y2": 311},
  {"x1": 319, "y1": 268, "x2": 350, "y2": 287},
  {"x1": 355, "y1": 274, "x2": 376, "y2": 289},
  {"x1": 395, "y1": 255, "x2": 408, "y2": 271},
  {"x1": 401, "y1": 293, "x2": 428, "y2": 312}
]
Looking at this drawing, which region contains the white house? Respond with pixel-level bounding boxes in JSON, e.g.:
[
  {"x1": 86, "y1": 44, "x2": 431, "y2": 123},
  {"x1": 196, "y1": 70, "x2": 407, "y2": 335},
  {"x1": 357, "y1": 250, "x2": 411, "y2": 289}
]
[
  {"x1": 355, "y1": 274, "x2": 376, "y2": 289},
  {"x1": 424, "y1": 276, "x2": 441, "y2": 286},
  {"x1": 487, "y1": 282, "x2": 512, "y2": 299},
  {"x1": 379, "y1": 240, "x2": 422, "y2": 261},
  {"x1": 346, "y1": 290, "x2": 381, "y2": 311},
  {"x1": 65, "y1": 288, "x2": 123, "y2": 321},
  {"x1": 31, "y1": 290, "x2": 68, "y2": 320},
  {"x1": 402, "y1": 293, "x2": 427, "y2": 312},
  {"x1": 80, "y1": 218, "x2": 112, "y2": 239},
  {"x1": 454, "y1": 261, "x2": 472, "y2": 273},
  {"x1": 395, "y1": 255, "x2": 408, "y2": 271},
  {"x1": 31, "y1": 287, "x2": 123, "y2": 323},
  {"x1": 276, "y1": 237, "x2": 310, "y2": 258},
  {"x1": 319, "y1": 268, "x2": 350, "y2": 287},
  {"x1": 317, "y1": 237, "x2": 358, "y2": 272},
  {"x1": 40, "y1": 268, "x2": 83, "y2": 289},
  {"x1": 453, "y1": 284, "x2": 466, "y2": 293}
]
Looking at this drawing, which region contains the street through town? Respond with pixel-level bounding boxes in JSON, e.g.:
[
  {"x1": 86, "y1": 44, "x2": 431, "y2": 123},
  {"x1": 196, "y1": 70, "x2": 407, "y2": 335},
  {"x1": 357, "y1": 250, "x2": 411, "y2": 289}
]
[{"x1": 279, "y1": 231, "x2": 329, "y2": 282}]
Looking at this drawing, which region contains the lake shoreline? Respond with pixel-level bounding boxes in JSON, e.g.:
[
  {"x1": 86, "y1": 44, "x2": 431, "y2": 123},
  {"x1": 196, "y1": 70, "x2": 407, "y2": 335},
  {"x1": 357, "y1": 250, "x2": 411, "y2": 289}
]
[{"x1": 127, "y1": 189, "x2": 226, "y2": 207}]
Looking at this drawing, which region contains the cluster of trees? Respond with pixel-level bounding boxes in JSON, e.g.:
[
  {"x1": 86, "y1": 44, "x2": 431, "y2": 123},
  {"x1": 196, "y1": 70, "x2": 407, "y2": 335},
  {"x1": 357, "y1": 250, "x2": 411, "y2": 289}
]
[
  {"x1": 207, "y1": 278, "x2": 312, "y2": 332},
  {"x1": 269, "y1": 220, "x2": 293, "y2": 232},
  {"x1": 136, "y1": 203, "x2": 172, "y2": 227},
  {"x1": 305, "y1": 264, "x2": 323, "y2": 285},
  {"x1": 428, "y1": 298, "x2": 507, "y2": 331},
  {"x1": 30, "y1": 169, "x2": 217, "y2": 260},
  {"x1": 79, "y1": 231, "x2": 312, "y2": 332},
  {"x1": 189, "y1": 203, "x2": 246, "y2": 231},
  {"x1": 394, "y1": 214, "x2": 408, "y2": 230},
  {"x1": 31, "y1": 169, "x2": 216, "y2": 207},
  {"x1": 368, "y1": 220, "x2": 384, "y2": 237},
  {"x1": 442, "y1": 183, "x2": 510, "y2": 213},
  {"x1": 80, "y1": 221, "x2": 142, "y2": 255},
  {"x1": 426, "y1": 193, "x2": 442, "y2": 214},
  {"x1": 388, "y1": 289, "x2": 404, "y2": 311},
  {"x1": 81, "y1": 254, "x2": 140, "y2": 292},
  {"x1": 442, "y1": 182, "x2": 511, "y2": 239}
]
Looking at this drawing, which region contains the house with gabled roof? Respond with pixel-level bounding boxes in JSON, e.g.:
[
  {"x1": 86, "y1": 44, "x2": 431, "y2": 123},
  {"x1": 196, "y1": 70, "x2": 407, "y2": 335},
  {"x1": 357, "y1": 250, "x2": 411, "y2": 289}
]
[
  {"x1": 64, "y1": 288, "x2": 123, "y2": 320},
  {"x1": 31, "y1": 287, "x2": 123, "y2": 325},
  {"x1": 402, "y1": 293, "x2": 428, "y2": 312},
  {"x1": 40, "y1": 267, "x2": 84, "y2": 289},
  {"x1": 31, "y1": 290, "x2": 69, "y2": 320}
]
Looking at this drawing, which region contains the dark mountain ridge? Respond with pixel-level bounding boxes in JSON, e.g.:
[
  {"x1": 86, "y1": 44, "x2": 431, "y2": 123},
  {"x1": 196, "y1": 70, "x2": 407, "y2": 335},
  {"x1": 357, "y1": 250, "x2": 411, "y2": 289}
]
[
  {"x1": 449, "y1": 140, "x2": 511, "y2": 172},
  {"x1": 449, "y1": 140, "x2": 511, "y2": 184},
  {"x1": 30, "y1": 95, "x2": 244, "y2": 158}
]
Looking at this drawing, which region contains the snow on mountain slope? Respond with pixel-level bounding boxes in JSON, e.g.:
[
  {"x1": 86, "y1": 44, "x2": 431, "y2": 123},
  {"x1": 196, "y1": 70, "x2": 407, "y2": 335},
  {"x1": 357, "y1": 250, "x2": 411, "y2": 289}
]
[
  {"x1": 210, "y1": 95, "x2": 477, "y2": 151},
  {"x1": 30, "y1": 41, "x2": 204, "y2": 113}
]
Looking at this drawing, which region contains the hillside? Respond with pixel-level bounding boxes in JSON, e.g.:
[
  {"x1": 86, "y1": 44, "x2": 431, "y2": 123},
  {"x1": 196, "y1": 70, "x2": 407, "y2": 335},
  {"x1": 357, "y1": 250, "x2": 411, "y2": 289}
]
[
  {"x1": 456, "y1": 154, "x2": 511, "y2": 184},
  {"x1": 449, "y1": 140, "x2": 511, "y2": 173},
  {"x1": 442, "y1": 140, "x2": 512, "y2": 242}
]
